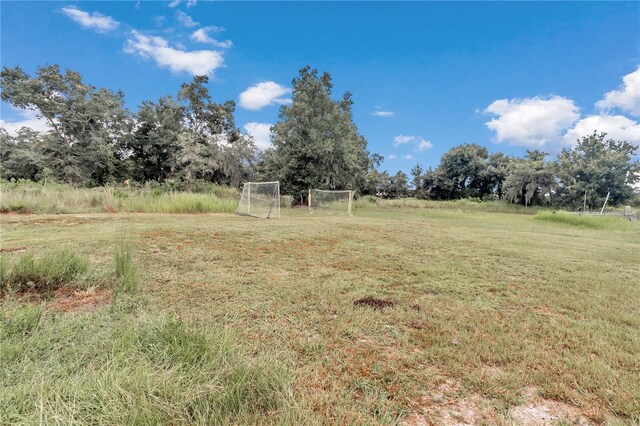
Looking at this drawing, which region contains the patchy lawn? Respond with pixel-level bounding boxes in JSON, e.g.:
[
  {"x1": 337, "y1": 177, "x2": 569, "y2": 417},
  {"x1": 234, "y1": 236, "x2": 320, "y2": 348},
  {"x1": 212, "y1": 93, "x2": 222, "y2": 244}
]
[{"x1": 1, "y1": 208, "x2": 638, "y2": 424}]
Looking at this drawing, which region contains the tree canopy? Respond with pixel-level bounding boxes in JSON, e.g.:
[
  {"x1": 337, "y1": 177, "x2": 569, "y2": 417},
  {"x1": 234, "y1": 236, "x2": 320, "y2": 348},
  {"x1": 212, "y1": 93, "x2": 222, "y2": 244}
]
[{"x1": 258, "y1": 67, "x2": 374, "y2": 200}]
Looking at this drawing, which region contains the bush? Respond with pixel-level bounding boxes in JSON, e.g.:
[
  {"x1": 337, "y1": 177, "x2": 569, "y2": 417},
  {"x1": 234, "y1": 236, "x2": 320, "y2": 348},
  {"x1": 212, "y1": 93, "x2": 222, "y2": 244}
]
[{"x1": 1, "y1": 248, "x2": 89, "y2": 293}]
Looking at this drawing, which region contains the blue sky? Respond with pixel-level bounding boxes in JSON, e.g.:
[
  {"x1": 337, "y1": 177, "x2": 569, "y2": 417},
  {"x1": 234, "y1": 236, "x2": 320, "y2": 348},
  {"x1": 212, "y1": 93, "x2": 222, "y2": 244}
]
[{"x1": 1, "y1": 1, "x2": 639, "y2": 174}]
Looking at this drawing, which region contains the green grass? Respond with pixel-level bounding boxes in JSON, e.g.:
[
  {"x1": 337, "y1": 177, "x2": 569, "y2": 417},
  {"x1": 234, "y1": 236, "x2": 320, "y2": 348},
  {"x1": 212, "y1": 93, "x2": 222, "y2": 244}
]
[
  {"x1": 534, "y1": 210, "x2": 635, "y2": 230},
  {"x1": 354, "y1": 197, "x2": 545, "y2": 214},
  {"x1": 1, "y1": 208, "x2": 638, "y2": 424},
  {"x1": 120, "y1": 192, "x2": 237, "y2": 214},
  {"x1": 0, "y1": 301, "x2": 298, "y2": 425},
  {"x1": 1, "y1": 248, "x2": 88, "y2": 294}
]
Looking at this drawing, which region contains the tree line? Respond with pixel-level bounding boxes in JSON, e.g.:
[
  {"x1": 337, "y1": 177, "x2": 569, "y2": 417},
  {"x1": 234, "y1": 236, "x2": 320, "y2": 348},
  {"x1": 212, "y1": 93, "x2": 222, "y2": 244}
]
[
  {"x1": 375, "y1": 136, "x2": 639, "y2": 209},
  {"x1": 1, "y1": 64, "x2": 639, "y2": 209}
]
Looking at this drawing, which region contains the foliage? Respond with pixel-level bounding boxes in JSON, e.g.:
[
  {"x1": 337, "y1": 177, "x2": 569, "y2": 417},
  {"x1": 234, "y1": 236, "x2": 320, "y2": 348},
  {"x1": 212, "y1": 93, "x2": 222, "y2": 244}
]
[
  {"x1": 259, "y1": 67, "x2": 374, "y2": 199},
  {"x1": 554, "y1": 132, "x2": 640, "y2": 210},
  {"x1": 503, "y1": 150, "x2": 555, "y2": 206},
  {"x1": 1, "y1": 65, "x2": 131, "y2": 185}
]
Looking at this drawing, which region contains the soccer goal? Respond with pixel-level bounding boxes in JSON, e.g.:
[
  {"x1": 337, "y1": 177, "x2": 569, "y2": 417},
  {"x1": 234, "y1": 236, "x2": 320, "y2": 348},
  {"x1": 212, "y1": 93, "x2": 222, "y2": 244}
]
[
  {"x1": 236, "y1": 181, "x2": 280, "y2": 219},
  {"x1": 308, "y1": 189, "x2": 354, "y2": 216}
]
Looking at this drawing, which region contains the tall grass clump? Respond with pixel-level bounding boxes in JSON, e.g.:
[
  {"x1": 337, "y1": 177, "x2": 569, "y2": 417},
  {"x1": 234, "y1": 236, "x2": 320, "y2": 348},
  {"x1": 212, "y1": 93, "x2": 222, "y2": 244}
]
[
  {"x1": 120, "y1": 193, "x2": 237, "y2": 214},
  {"x1": 1, "y1": 180, "x2": 240, "y2": 214},
  {"x1": 0, "y1": 304, "x2": 296, "y2": 424},
  {"x1": 0, "y1": 248, "x2": 88, "y2": 294},
  {"x1": 114, "y1": 234, "x2": 139, "y2": 297},
  {"x1": 534, "y1": 211, "x2": 635, "y2": 230}
]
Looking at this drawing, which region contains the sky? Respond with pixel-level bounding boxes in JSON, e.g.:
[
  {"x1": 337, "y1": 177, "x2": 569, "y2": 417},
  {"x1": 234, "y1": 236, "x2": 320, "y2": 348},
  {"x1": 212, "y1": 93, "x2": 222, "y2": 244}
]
[{"x1": 1, "y1": 1, "x2": 639, "y2": 174}]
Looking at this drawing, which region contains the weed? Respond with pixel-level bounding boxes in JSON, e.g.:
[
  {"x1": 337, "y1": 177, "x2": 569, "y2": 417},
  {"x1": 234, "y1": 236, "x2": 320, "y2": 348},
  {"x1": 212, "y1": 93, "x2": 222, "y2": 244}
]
[{"x1": 0, "y1": 248, "x2": 88, "y2": 294}]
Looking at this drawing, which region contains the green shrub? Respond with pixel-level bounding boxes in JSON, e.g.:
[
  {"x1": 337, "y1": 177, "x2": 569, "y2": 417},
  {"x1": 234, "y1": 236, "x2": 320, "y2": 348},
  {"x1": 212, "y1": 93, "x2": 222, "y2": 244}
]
[{"x1": 1, "y1": 248, "x2": 89, "y2": 293}]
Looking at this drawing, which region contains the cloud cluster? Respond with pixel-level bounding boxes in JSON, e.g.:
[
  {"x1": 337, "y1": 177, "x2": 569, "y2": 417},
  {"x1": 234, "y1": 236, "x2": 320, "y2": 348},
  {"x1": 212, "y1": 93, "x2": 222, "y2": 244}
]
[
  {"x1": 484, "y1": 66, "x2": 640, "y2": 148},
  {"x1": 176, "y1": 10, "x2": 198, "y2": 27},
  {"x1": 60, "y1": 5, "x2": 229, "y2": 77},
  {"x1": 239, "y1": 82, "x2": 291, "y2": 110},
  {"x1": 125, "y1": 31, "x2": 224, "y2": 75},
  {"x1": 243, "y1": 122, "x2": 272, "y2": 149},
  {"x1": 393, "y1": 135, "x2": 433, "y2": 151},
  {"x1": 1, "y1": 108, "x2": 50, "y2": 136},
  {"x1": 61, "y1": 6, "x2": 119, "y2": 32},
  {"x1": 168, "y1": 0, "x2": 197, "y2": 8},
  {"x1": 563, "y1": 114, "x2": 640, "y2": 145},
  {"x1": 596, "y1": 67, "x2": 640, "y2": 117},
  {"x1": 484, "y1": 96, "x2": 580, "y2": 147},
  {"x1": 191, "y1": 27, "x2": 232, "y2": 48}
]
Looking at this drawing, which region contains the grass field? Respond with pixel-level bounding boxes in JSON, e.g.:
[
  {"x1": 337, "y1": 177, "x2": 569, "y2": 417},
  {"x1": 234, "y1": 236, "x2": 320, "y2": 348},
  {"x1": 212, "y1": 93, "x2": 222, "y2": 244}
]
[{"x1": 1, "y1": 206, "x2": 639, "y2": 424}]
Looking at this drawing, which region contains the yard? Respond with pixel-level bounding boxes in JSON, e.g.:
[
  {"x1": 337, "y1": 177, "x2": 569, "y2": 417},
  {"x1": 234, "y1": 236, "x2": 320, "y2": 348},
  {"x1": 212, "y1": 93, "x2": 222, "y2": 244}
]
[{"x1": 1, "y1": 206, "x2": 638, "y2": 424}]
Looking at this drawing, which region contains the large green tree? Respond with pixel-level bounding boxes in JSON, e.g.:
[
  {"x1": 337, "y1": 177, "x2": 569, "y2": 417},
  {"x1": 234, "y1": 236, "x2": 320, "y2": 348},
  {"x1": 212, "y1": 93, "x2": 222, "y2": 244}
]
[
  {"x1": 554, "y1": 132, "x2": 640, "y2": 209},
  {"x1": 260, "y1": 67, "x2": 374, "y2": 199},
  {"x1": 1, "y1": 65, "x2": 131, "y2": 185},
  {"x1": 175, "y1": 76, "x2": 254, "y2": 189},
  {"x1": 503, "y1": 150, "x2": 554, "y2": 206},
  {"x1": 130, "y1": 97, "x2": 183, "y2": 183}
]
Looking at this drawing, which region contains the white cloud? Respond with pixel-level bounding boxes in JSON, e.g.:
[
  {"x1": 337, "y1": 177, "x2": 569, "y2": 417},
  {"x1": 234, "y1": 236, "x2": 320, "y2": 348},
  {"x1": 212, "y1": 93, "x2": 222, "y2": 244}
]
[
  {"x1": 176, "y1": 10, "x2": 198, "y2": 27},
  {"x1": 244, "y1": 122, "x2": 272, "y2": 149},
  {"x1": 191, "y1": 27, "x2": 232, "y2": 48},
  {"x1": 372, "y1": 111, "x2": 394, "y2": 117},
  {"x1": 168, "y1": 0, "x2": 181, "y2": 7},
  {"x1": 387, "y1": 154, "x2": 397, "y2": 160},
  {"x1": 0, "y1": 108, "x2": 50, "y2": 135},
  {"x1": 596, "y1": 67, "x2": 640, "y2": 117},
  {"x1": 393, "y1": 135, "x2": 416, "y2": 146},
  {"x1": 404, "y1": 154, "x2": 414, "y2": 160},
  {"x1": 417, "y1": 139, "x2": 433, "y2": 151},
  {"x1": 239, "y1": 82, "x2": 291, "y2": 110},
  {"x1": 484, "y1": 96, "x2": 580, "y2": 148},
  {"x1": 393, "y1": 135, "x2": 433, "y2": 151},
  {"x1": 186, "y1": 0, "x2": 198, "y2": 7},
  {"x1": 61, "y1": 6, "x2": 119, "y2": 32},
  {"x1": 563, "y1": 114, "x2": 640, "y2": 145},
  {"x1": 124, "y1": 30, "x2": 224, "y2": 75}
]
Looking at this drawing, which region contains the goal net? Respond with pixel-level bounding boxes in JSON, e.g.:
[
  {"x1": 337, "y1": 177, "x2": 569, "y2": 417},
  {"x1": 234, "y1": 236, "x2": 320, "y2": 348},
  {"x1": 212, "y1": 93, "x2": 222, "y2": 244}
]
[
  {"x1": 236, "y1": 181, "x2": 280, "y2": 219},
  {"x1": 308, "y1": 189, "x2": 354, "y2": 216}
]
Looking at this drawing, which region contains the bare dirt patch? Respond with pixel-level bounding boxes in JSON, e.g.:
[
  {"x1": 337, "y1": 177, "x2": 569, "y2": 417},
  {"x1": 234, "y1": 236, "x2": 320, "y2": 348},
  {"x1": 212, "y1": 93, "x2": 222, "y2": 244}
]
[
  {"x1": 353, "y1": 296, "x2": 396, "y2": 310},
  {"x1": 0, "y1": 246, "x2": 27, "y2": 253},
  {"x1": 508, "y1": 388, "x2": 591, "y2": 425},
  {"x1": 51, "y1": 286, "x2": 112, "y2": 312},
  {"x1": 403, "y1": 381, "x2": 593, "y2": 426}
]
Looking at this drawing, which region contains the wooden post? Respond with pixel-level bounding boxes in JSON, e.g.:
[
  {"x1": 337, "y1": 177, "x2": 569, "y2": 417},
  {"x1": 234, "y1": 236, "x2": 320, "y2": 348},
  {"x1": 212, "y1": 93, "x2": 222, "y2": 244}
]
[
  {"x1": 583, "y1": 190, "x2": 587, "y2": 213},
  {"x1": 348, "y1": 191, "x2": 353, "y2": 216},
  {"x1": 308, "y1": 189, "x2": 311, "y2": 212},
  {"x1": 600, "y1": 192, "x2": 610, "y2": 214},
  {"x1": 247, "y1": 183, "x2": 251, "y2": 215}
]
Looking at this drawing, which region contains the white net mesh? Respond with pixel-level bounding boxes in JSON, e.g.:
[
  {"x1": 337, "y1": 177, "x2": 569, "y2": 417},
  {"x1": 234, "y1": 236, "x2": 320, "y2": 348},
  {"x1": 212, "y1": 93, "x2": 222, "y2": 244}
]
[
  {"x1": 236, "y1": 182, "x2": 280, "y2": 218},
  {"x1": 309, "y1": 189, "x2": 354, "y2": 216}
]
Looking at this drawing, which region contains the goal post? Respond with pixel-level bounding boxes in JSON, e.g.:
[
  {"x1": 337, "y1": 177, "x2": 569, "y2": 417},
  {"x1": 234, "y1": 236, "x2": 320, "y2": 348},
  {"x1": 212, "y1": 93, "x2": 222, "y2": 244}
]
[
  {"x1": 236, "y1": 181, "x2": 280, "y2": 219},
  {"x1": 308, "y1": 189, "x2": 354, "y2": 216}
]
